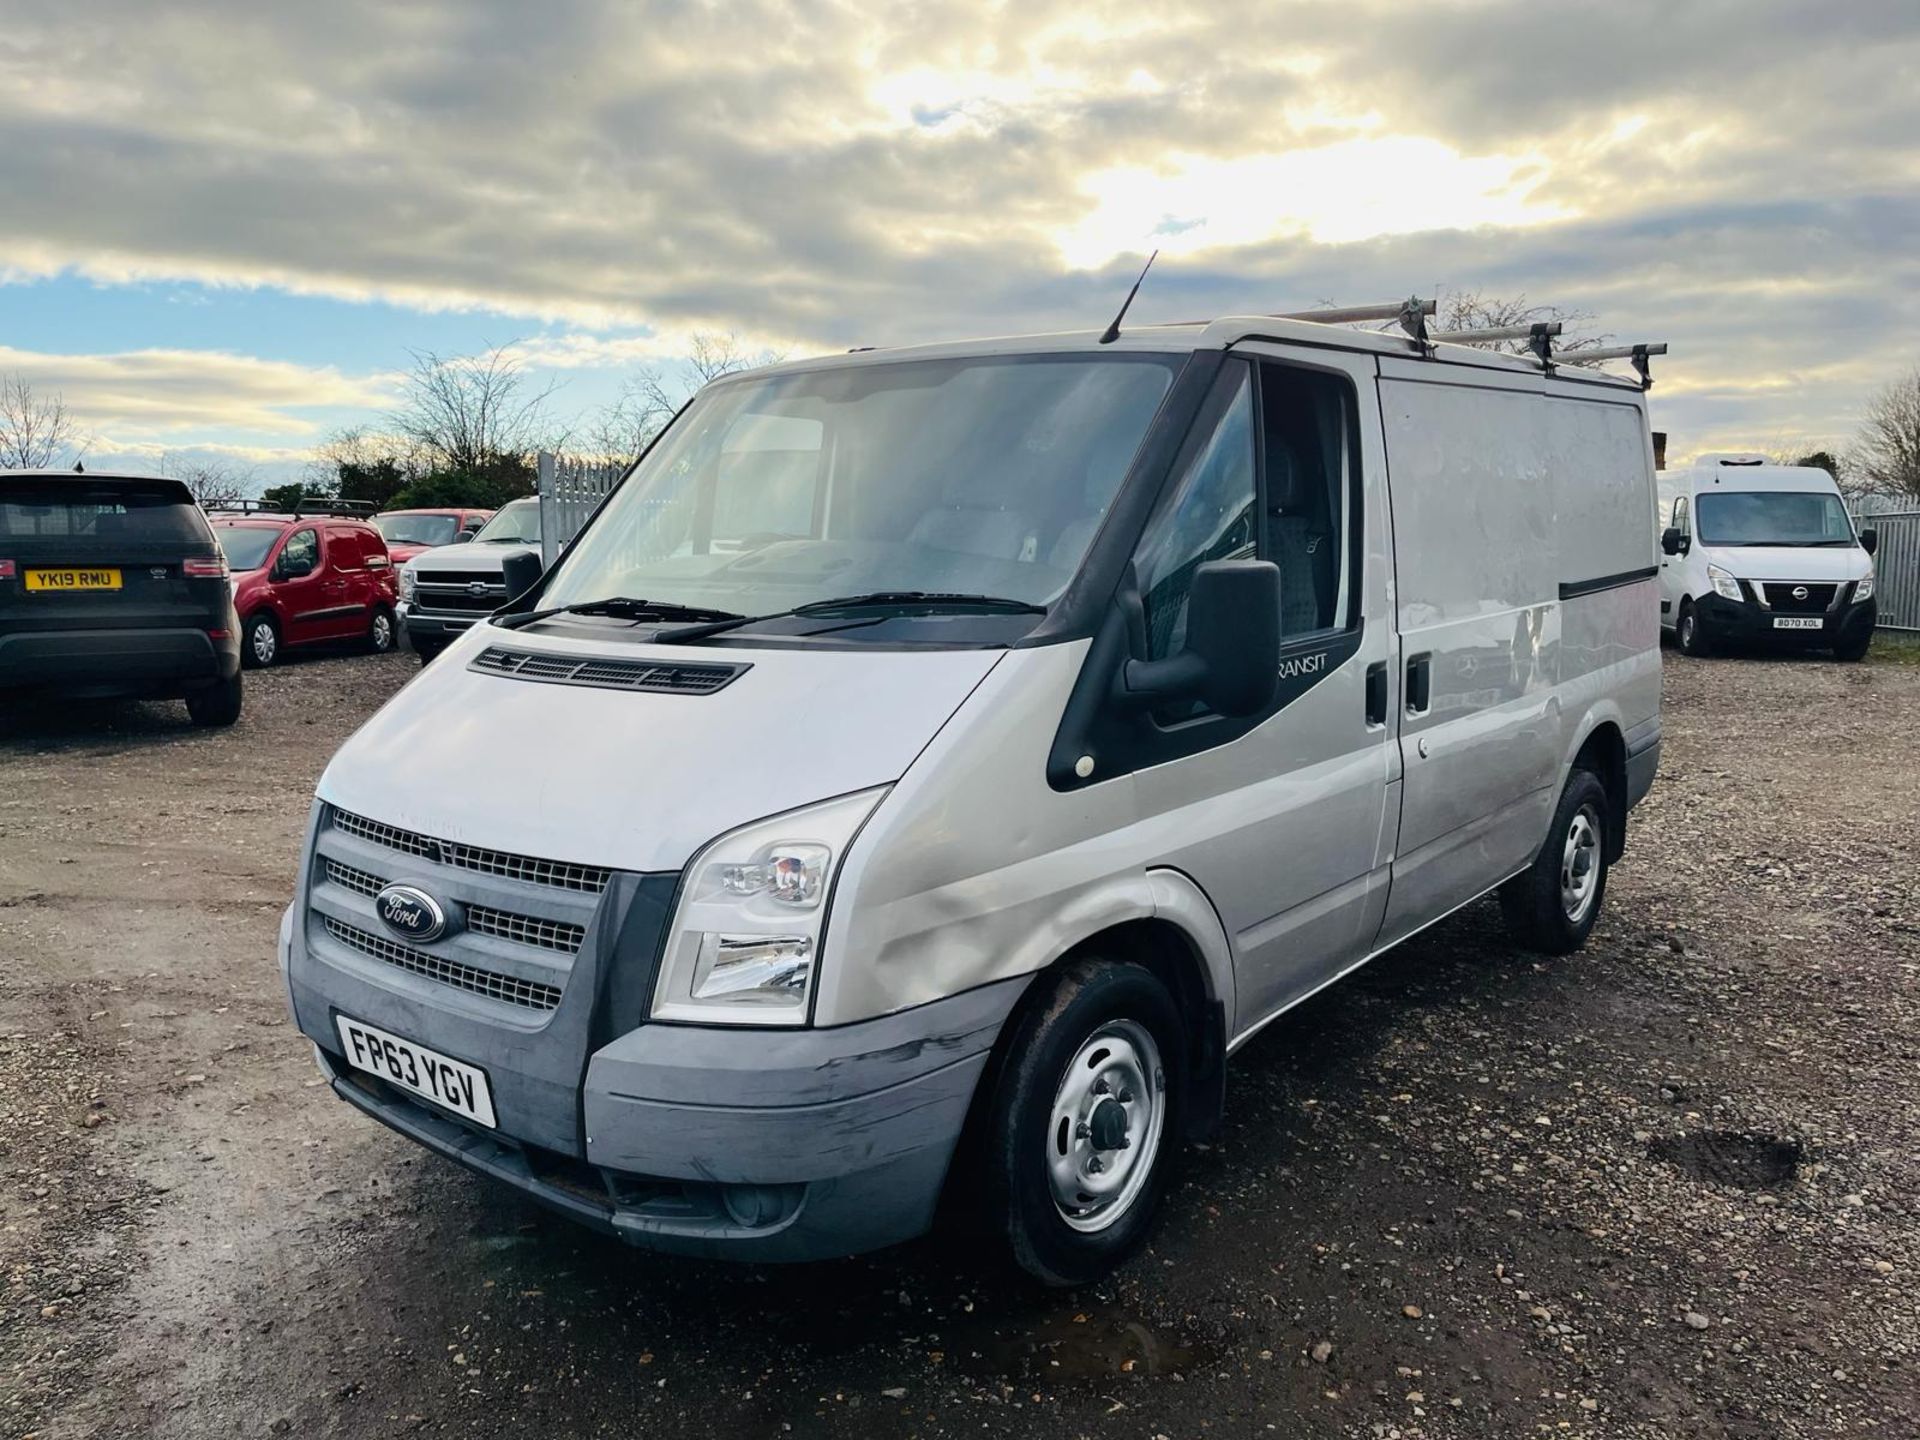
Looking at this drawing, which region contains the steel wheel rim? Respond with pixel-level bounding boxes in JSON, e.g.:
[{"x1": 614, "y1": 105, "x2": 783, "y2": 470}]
[
  {"x1": 1047, "y1": 1019, "x2": 1165, "y2": 1233},
  {"x1": 251, "y1": 622, "x2": 276, "y2": 665},
  {"x1": 1561, "y1": 802, "x2": 1601, "y2": 923}
]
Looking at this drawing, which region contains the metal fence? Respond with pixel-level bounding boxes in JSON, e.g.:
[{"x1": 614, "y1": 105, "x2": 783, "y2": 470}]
[
  {"x1": 1866, "y1": 511, "x2": 1920, "y2": 632},
  {"x1": 535, "y1": 452, "x2": 626, "y2": 566}
]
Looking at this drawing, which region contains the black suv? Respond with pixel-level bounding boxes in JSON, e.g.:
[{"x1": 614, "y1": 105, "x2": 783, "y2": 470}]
[{"x1": 1, "y1": 471, "x2": 243, "y2": 725}]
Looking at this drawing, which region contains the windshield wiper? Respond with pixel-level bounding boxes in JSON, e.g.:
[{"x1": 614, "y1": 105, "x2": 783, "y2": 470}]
[
  {"x1": 653, "y1": 591, "x2": 1047, "y2": 644},
  {"x1": 494, "y1": 596, "x2": 746, "y2": 630}
]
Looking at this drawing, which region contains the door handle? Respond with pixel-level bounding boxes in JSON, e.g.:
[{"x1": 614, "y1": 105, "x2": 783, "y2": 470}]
[
  {"x1": 1365, "y1": 660, "x2": 1388, "y2": 727},
  {"x1": 1405, "y1": 652, "x2": 1432, "y2": 716}
]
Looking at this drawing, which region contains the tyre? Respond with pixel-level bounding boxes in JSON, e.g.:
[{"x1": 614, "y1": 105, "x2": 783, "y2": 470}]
[
  {"x1": 242, "y1": 612, "x2": 280, "y2": 669},
  {"x1": 1500, "y1": 766, "x2": 1610, "y2": 955},
  {"x1": 366, "y1": 606, "x2": 397, "y2": 655},
  {"x1": 185, "y1": 673, "x2": 243, "y2": 727},
  {"x1": 414, "y1": 638, "x2": 447, "y2": 667},
  {"x1": 1833, "y1": 629, "x2": 1872, "y2": 662},
  {"x1": 1675, "y1": 599, "x2": 1711, "y2": 657},
  {"x1": 981, "y1": 959, "x2": 1186, "y2": 1287}
]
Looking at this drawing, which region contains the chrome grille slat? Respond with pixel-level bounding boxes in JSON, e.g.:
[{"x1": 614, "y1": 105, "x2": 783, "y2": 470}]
[
  {"x1": 322, "y1": 917, "x2": 562, "y2": 1012},
  {"x1": 467, "y1": 905, "x2": 586, "y2": 954},
  {"x1": 469, "y1": 645, "x2": 745, "y2": 696},
  {"x1": 329, "y1": 808, "x2": 610, "y2": 894},
  {"x1": 323, "y1": 857, "x2": 384, "y2": 898}
]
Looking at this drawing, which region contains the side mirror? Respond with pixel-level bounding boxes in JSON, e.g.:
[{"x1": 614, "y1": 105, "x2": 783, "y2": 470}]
[
  {"x1": 1660, "y1": 527, "x2": 1688, "y2": 556},
  {"x1": 448, "y1": 531, "x2": 473, "y2": 545},
  {"x1": 500, "y1": 550, "x2": 545, "y2": 605},
  {"x1": 1860, "y1": 527, "x2": 1878, "y2": 556},
  {"x1": 1117, "y1": 560, "x2": 1281, "y2": 719}
]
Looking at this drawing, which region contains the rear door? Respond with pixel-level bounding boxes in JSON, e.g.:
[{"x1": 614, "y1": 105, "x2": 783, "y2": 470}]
[
  {"x1": 321, "y1": 525, "x2": 371, "y2": 637},
  {"x1": 0, "y1": 477, "x2": 223, "y2": 643}
]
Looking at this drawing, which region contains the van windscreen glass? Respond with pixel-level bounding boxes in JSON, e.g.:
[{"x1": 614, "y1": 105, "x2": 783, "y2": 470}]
[
  {"x1": 539, "y1": 353, "x2": 1178, "y2": 627},
  {"x1": 376, "y1": 513, "x2": 459, "y2": 546},
  {"x1": 0, "y1": 484, "x2": 204, "y2": 542},
  {"x1": 216, "y1": 526, "x2": 281, "y2": 571},
  {"x1": 1694, "y1": 491, "x2": 1854, "y2": 546}
]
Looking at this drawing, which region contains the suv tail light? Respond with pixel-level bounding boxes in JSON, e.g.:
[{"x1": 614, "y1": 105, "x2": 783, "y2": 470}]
[
  {"x1": 0, "y1": 559, "x2": 15, "y2": 580},
  {"x1": 183, "y1": 556, "x2": 229, "y2": 579}
]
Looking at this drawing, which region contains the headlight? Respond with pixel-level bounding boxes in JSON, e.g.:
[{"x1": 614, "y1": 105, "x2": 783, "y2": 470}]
[
  {"x1": 1707, "y1": 564, "x2": 1743, "y2": 602},
  {"x1": 651, "y1": 788, "x2": 887, "y2": 1025},
  {"x1": 1855, "y1": 570, "x2": 1875, "y2": 602},
  {"x1": 399, "y1": 567, "x2": 417, "y2": 602}
]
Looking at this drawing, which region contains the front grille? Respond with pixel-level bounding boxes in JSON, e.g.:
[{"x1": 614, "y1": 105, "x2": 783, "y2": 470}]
[
  {"x1": 470, "y1": 646, "x2": 747, "y2": 695},
  {"x1": 323, "y1": 917, "x2": 562, "y2": 1012},
  {"x1": 414, "y1": 588, "x2": 504, "y2": 615},
  {"x1": 330, "y1": 808, "x2": 611, "y2": 894},
  {"x1": 323, "y1": 858, "x2": 384, "y2": 897},
  {"x1": 1761, "y1": 581, "x2": 1838, "y2": 613},
  {"x1": 467, "y1": 904, "x2": 586, "y2": 954}
]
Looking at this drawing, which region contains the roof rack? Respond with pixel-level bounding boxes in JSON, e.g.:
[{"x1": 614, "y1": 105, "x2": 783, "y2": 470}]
[
  {"x1": 1277, "y1": 297, "x2": 1436, "y2": 343},
  {"x1": 294, "y1": 497, "x2": 375, "y2": 518},
  {"x1": 1566, "y1": 342, "x2": 1668, "y2": 390}
]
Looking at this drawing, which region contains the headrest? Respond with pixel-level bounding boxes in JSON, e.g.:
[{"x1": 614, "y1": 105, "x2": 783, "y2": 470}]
[{"x1": 1268, "y1": 441, "x2": 1307, "y2": 512}]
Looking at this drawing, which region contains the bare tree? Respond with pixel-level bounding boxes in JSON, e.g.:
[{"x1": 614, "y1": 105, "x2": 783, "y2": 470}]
[
  {"x1": 159, "y1": 451, "x2": 254, "y2": 508},
  {"x1": 583, "y1": 332, "x2": 778, "y2": 465},
  {"x1": 1850, "y1": 364, "x2": 1920, "y2": 503},
  {"x1": 1434, "y1": 290, "x2": 1610, "y2": 357},
  {"x1": 0, "y1": 373, "x2": 81, "y2": 469},
  {"x1": 392, "y1": 344, "x2": 563, "y2": 473}
]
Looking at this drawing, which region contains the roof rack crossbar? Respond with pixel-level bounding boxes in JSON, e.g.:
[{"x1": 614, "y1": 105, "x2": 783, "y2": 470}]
[
  {"x1": 1278, "y1": 298, "x2": 1435, "y2": 341},
  {"x1": 1570, "y1": 342, "x2": 1667, "y2": 390},
  {"x1": 1430, "y1": 321, "x2": 1564, "y2": 346}
]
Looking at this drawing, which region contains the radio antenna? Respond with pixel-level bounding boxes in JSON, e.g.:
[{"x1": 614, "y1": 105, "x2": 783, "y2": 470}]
[{"x1": 1098, "y1": 250, "x2": 1158, "y2": 344}]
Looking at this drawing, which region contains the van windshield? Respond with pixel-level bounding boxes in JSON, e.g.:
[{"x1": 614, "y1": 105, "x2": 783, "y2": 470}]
[
  {"x1": 1695, "y1": 491, "x2": 1856, "y2": 546},
  {"x1": 376, "y1": 513, "x2": 459, "y2": 546},
  {"x1": 537, "y1": 353, "x2": 1178, "y2": 627}
]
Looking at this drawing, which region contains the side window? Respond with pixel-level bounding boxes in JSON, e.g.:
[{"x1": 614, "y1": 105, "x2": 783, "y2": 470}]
[
  {"x1": 280, "y1": 527, "x2": 319, "y2": 577},
  {"x1": 1258, "y1": 363, "x2": 1355, "y2": 638},
  {"x1": 1132, "y1": 365, "x2": 1256, "y2": 660}
]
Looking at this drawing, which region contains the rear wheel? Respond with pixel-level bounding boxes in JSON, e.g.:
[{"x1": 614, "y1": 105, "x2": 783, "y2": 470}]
[
  {"x1": 1675, "y1": 599, "x2": 1711, "y2": 657},
  {"x1": 366, "y1": 606, "x2": 397, "y2": 654},
  {"x1": 1500, "y1": 766, "x2": 1610, "y2": 955},
  {"x1": 242, "y1": 612, "x2": 280, "y2": 669},
  {"x1": 982, "y1": 959, "x2": 1186, "y2": 1287},
  {"x1": 185, "y1": 673, "x2": 243, "y2": 727}
]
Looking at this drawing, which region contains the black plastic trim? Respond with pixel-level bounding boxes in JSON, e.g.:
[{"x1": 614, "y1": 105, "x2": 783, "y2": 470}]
[{"x1": 1559, "y1": 565, "x2": 1658, "y2": 600}]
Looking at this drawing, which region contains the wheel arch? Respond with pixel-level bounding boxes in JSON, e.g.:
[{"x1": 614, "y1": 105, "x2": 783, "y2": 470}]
[{"x1": 1567, "y1": 719, "x2": 1628, "y2": 862}]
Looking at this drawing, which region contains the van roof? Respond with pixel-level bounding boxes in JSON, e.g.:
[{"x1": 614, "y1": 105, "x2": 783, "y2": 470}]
[
  {"x1": 733, "y1": 315, "x2": 1647, "y2": 391},
  {"x1": 1676, "y1": 462, "x2": 1842, "y2": 492}
]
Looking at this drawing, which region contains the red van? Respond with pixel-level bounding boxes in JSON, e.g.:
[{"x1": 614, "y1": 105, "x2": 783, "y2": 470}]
[
  {"x1": 373, "y1": 507, "x2": 492, "y2": 566},
  {"x1": 210, "y1": 505, "x2": 401, "y2": 667}
]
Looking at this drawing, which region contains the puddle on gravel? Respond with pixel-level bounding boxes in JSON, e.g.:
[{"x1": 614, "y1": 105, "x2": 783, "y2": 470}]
[
  {"x1": 1649, "y1": 1130, "x2": 1804, "y2": 1191},
  {"x1": 951, "y1": 1307, "x2": 1209, "y2": 1383}
]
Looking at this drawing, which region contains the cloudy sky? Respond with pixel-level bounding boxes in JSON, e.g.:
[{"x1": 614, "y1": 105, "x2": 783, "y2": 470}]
[{"x1": 2, "y1": 0, "x2": 1916, "y2": 483}]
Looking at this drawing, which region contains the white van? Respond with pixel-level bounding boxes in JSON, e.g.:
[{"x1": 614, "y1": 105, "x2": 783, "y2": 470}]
[
  {"x1": 1656, "y1": 457, "x2": 1878, "y2": 659},
  {"x1": 282, "y1": 313, "x2": 1662, "y2": 1284}
]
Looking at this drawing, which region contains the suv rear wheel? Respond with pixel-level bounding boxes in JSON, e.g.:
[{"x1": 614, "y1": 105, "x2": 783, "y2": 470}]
[
  {"x1": 185, "y1": 673, "x2": 243, "y2": 727},
  {"x1": 242, "y1": 612, "x2": 280, "y2": 669},
  {"x1": 981, "y1": 959, "x2": 1186, "y2": 1286}
]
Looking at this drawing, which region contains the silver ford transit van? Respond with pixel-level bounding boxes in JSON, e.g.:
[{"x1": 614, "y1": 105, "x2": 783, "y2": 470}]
[{"x1": 283, "y1": 312, "x2": 1662, "y2": 1284}]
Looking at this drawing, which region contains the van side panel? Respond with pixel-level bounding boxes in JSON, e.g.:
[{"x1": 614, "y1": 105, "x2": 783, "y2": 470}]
[{"x1": 1374, "y1": 370, "x2": 1560, "y2": 944}]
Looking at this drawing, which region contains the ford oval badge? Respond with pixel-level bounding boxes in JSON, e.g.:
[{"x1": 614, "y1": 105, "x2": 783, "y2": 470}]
[{"x1": 376, "y1": 883, "x2": 447, "y2": 943}]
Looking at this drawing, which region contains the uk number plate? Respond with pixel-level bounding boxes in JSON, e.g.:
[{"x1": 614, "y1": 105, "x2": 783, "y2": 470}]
[
  {"x1": 1772, "y1": 616, "x2": 1822, "y2": 630},
  {"x1": 334, "y1": 1015, "x2": 497, "y2": 1128}
]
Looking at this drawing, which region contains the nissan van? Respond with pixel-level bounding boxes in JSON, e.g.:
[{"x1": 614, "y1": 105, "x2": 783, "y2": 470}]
[
  {"x1": 1657, "y1": 457, "x2": 1877, "y2": 659},
  {"x1": 284, "y1": 314, "x2": 1662, "y2": 1283}
]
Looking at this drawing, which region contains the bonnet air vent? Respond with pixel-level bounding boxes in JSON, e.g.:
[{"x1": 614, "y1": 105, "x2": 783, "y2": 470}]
[{"x1": 469, "y1": 646, "x2": 748, "y2": 695}]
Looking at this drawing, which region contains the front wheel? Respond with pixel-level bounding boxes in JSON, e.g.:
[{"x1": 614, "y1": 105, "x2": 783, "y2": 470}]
[
  {"x1": 1833, "y1": 629, "x2": 1872, "y2": 662},
  {"x1": 413, "y1": 638, "x2": 447, "y2": 667},
  {"x1": 981, "y1": 960, "x2": 1186, "y2": 1287},
  {"x1": 1500, "y1": 767, "x2": 1610, "y2": 955},
  {"x1": 1675, "y1": 600, "x2": 1711, "y2": 657},
  {"x1": 241, "y1": 612, "x2": 280, "y2": 669}
]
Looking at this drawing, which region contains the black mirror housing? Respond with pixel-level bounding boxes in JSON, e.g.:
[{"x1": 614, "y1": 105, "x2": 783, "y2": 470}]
[
  {"x1": 1860, "y1": 527, "x2": 1878, "y2": 556},
  {"x1": 1118, "y1": 559, "x2": 1281, "y2": 719},
  {"x1": 448, "y1": 531, "x2": 473, "y2": 545},
  {"x1": 1660, "y1": 527, "x2": 1686, "y2": 556},
  {"x1": 500, "y1": 550, "x2": 545, "y2": 604}
]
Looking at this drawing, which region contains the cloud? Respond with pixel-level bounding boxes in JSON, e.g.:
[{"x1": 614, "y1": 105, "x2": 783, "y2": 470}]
[
  {"x1": 0, "y1": 345, "x2": 396, "y2": 447},
  {"x1": 0, "y1": 0, "x2": 1914, "y2": 456}
]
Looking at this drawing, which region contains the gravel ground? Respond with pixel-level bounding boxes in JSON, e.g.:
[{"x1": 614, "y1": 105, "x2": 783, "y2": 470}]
[{"x1": 2, "y1": 638, "x2": 1917, "y2": 1439}]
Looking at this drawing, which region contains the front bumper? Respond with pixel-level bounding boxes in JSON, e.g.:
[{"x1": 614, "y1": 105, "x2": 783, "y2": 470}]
[
  {"x1": 1694, "y1": 592, "x2": 1875, "y2": 648},
  {"x1": 396, "y1": 607, "x2": 480, "y2": 648},
  {"x1": 310, "y1": 979, "x2": 1022, "y2": 1262},
  {"x1": 0, "y1": 624, "x2": 239, "y2": 696}
]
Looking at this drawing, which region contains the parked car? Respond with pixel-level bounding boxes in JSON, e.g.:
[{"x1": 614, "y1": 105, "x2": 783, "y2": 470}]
[
  {"x1": 373, "y1": 507, "x2": 492, "y2": 567},
  {"x1": 1, "y1": 470, "x2": 242, "y2": 724},
  {"x1": 209, "y1": 504, "x2": 400, "y2": 667},
  {"x1": 396, "y1": 497, "x2": 542, "y2": 663},
  {"x1": 1657, "y1": 456, "x2": 1877, "y2": 659},
  {"x1": 285, "y1": 310, "x2": 1661, "y2": 1284}
]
